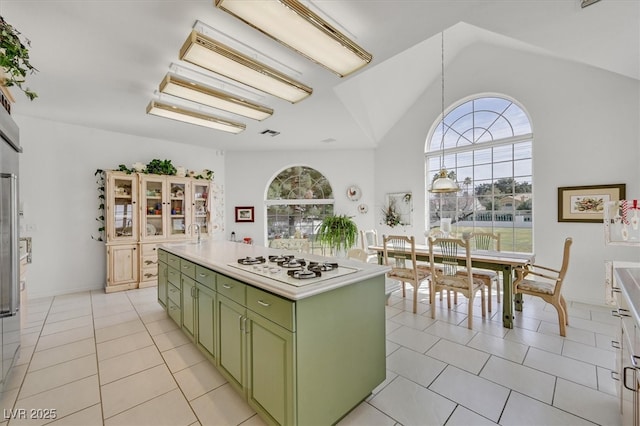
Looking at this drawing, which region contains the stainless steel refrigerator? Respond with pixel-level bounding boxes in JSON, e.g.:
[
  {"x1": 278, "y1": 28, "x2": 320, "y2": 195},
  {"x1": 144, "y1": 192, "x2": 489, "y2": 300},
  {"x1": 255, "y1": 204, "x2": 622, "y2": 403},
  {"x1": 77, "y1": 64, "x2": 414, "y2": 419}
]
[{"x1": 0, "y1": 104, "x2": 21, "y2": 391}]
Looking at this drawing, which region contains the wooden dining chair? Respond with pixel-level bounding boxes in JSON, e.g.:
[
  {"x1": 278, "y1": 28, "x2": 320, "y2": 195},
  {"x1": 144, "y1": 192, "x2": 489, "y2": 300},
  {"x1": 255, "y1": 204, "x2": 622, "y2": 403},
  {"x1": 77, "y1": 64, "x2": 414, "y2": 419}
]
[
  {"x1": 466, "y1": 232, "x2": 501, "y2": 312},
  {"x1": 428, "y1": 236, "x2": 486, "y2": 329},
  {"x1": 382, "y1": 235, "x2": 430, "y2": 313},
  {"x1": 513, "y1": 237, "x2": 572, "y2": 336},
  {"x1": 360, "y1": 229, "x2": 379, "y2": 263},
  {"x1": 346, "y1": 248, "x2": 368, "y2": 263}
]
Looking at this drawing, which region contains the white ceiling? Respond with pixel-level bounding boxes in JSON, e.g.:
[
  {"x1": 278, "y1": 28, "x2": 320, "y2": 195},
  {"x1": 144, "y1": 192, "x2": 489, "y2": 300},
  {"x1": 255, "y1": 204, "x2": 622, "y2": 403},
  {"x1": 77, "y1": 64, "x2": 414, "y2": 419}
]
[{"x1": 3, "y1": 0, "x2": 639, "y2": 151}]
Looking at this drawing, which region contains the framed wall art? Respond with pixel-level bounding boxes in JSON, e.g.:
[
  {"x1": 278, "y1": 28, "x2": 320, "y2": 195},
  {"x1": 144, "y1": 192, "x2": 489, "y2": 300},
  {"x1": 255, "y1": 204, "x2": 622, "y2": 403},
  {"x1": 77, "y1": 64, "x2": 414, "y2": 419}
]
[
  {"x1": 558, "y1": 184, "x2": 626, "y2": 223},
  {"x1": 382, "y1": 192, "x2": 412, "y2": 227},
  {"x1": 235, "y1": 206, "x2": 255, "y2": 223}
]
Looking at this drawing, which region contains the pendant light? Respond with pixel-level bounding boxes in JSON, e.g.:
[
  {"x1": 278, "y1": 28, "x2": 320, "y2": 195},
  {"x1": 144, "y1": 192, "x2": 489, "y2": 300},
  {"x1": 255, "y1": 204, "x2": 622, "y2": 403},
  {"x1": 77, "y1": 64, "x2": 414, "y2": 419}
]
[{"x1": 429, "y1": 31, "x2": 460, "y2": 194}]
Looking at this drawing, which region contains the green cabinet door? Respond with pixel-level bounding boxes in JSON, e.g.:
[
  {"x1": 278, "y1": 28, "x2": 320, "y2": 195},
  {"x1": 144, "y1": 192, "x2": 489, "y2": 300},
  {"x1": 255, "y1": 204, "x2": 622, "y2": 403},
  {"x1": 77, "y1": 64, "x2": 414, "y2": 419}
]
[
  {"x1": 196, "y1": 283, "x2": 216, "y2": 360},
  {"x1": 181, "y1": 275, "x2": 196, "y2": 339},
  {"x1": 157, "y1": 261, "x2": 168, "y2": 308},
  {"x1": 217, "y1": 295, "x2": 245, "y2": 393},
  {"x1": 247, "y1": 311, "x2": 295, "y2": 426}
]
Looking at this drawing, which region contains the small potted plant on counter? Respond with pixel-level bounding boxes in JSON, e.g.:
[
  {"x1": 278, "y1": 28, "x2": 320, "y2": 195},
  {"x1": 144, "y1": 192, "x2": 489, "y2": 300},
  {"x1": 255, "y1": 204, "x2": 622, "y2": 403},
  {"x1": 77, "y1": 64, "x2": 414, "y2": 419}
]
[{"x1": 316, "y1": 214, "x2": 358, "y2": 257}]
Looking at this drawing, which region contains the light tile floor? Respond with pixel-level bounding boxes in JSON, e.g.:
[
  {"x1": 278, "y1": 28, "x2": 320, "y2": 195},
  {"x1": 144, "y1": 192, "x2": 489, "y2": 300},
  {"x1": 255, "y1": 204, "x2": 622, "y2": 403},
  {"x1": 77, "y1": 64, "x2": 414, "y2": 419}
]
[{"x1": 0, "y1": 285, "x2": 622, "y2": 426}]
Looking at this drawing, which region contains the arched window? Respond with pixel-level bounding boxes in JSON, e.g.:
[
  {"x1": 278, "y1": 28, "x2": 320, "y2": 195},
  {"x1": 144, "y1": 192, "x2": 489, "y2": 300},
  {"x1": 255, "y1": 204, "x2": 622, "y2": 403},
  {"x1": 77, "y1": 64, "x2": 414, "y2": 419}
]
[
  {"x1": 426, "y1": 96, "x2": 533, "y2": 252},
  {"x1": 265, "y1": 166, "x2": 334, "y2": 252}
]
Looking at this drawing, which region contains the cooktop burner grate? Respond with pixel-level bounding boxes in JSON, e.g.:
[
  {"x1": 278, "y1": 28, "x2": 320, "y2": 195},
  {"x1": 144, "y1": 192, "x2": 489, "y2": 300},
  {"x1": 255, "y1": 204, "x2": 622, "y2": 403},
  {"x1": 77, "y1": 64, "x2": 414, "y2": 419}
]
[
  {"x1": 237, "y1": 256, "x2": 266, "y2": 265},
  {"x1": 287, "y1": 269, "x2": 322, "y2": 279},
  {"x1": 308, "y1": 262, "x2": 339, "y2": 272}
]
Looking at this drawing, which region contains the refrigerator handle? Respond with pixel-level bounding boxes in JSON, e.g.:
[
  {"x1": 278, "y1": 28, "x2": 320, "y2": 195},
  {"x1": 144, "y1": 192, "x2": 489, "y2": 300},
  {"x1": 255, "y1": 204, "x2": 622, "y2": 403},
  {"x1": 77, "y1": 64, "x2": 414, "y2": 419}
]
[{"x1": 1, "y1": 173, "x2": 19, "y2": 317}]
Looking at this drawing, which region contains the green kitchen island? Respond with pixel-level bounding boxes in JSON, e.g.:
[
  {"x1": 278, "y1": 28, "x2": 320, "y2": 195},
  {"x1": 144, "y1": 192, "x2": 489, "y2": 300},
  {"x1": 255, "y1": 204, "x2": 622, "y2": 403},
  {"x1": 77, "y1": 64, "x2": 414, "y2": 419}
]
[{"x1": 157, "y1": 241, "x2": 389, "y2": 426}]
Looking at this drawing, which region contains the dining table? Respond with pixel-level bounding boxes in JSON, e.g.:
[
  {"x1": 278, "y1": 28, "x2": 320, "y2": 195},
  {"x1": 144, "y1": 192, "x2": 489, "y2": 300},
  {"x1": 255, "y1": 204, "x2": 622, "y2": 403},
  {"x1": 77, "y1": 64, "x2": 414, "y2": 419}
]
[{"x1": 369, "y1": 243, "x2": 535, "y2": 328}]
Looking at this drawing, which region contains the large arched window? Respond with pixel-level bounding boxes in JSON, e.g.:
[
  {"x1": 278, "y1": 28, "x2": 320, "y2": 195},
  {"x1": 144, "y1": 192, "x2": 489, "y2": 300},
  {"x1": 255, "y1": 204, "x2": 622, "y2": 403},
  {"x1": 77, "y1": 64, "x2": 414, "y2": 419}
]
[
  {"x1": 265, "y1": 166, "x2": 334, "y2": 252},
  {"x1": 426, "y1": 96, "x2": 533, "y2": 252}
]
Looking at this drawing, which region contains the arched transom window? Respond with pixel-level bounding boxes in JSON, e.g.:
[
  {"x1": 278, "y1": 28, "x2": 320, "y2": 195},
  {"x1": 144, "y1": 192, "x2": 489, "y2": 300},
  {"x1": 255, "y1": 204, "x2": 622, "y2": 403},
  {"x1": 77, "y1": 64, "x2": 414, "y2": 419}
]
[
  {"x1": 265, "y1": 166, "x2": 334, "y2": 252},
  {"x1": 426, "y1": 96, "x2": 533, "y2": 252}
]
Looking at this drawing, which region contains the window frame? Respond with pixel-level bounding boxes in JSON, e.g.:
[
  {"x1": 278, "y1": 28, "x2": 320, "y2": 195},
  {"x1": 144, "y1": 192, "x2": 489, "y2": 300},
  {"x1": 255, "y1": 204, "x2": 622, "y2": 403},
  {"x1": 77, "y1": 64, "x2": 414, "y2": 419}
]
[{"x1": 425, "y1": 95, "x2": 533, "y2": 252}]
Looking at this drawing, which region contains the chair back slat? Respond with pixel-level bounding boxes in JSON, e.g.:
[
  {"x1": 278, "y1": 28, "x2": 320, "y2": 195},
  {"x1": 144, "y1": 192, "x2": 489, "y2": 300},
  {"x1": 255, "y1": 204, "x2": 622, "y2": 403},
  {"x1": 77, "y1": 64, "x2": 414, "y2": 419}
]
[
  {"x1": 469, "y1": 232, "x2": 500, "y2": 251},
  {"x1": 439, "y1": 239, "x2": 460, "y2": 276},
  {"x1": 383, "y1": 235, "x2": 417, "y2": 271}
]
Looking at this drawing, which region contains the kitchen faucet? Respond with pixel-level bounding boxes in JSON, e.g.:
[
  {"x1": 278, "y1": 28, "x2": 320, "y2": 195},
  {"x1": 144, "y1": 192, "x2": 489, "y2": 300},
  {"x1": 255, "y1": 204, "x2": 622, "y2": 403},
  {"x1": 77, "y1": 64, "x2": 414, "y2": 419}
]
[{"x1": 188, "y1": 223, "x2": 201, "y2": 244}]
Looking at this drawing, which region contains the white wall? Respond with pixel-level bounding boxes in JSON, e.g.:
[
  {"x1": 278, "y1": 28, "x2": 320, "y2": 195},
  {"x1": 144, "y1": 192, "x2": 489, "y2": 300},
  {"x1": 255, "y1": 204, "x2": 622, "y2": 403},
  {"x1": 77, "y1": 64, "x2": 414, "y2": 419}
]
[
  {"x1": 15, "y1": 116, "x2": 225, "y2": 299},
  {"x1": 375, "y1": 43, "x2": 640, "y2": 305},
  {"x1": 225, "y1": 150, "x2": 376, "y2": 246}
]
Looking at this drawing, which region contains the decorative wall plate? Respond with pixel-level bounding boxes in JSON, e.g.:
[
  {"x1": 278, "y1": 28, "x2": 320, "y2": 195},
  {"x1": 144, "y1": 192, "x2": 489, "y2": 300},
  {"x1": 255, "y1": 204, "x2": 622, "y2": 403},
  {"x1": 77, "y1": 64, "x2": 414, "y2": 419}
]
[
  {"x1": 358, "y1": 203, "x2": 368, "y2": 214},
  {"x1": 346, "y1": 185, "x2": 362, "y2": 201}
]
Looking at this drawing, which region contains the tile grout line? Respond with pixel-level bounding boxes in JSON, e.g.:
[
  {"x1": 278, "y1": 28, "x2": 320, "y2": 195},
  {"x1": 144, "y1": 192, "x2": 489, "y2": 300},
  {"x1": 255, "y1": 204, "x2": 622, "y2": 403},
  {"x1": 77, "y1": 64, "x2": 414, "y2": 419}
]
[{"x1": 5, "y1": 296, "x2": 54, "y2": 426}]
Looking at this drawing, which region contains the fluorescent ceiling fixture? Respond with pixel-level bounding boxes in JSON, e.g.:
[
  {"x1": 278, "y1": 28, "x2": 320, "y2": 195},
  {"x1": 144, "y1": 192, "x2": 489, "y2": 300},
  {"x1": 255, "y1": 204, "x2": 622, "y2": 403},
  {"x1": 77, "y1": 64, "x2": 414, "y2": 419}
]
[
  {"x1": 215, "y1": 0, "x2": 373, "y2": 77},
  {"x1": 159, "y1": 74, "x2": 273, "y2": 121},
  {"x1": 146, "y1": 100, "x2": 245, "y2": 134},
  {"x1": 179, "y1": 30, "x2": 312, "y2": 103}
]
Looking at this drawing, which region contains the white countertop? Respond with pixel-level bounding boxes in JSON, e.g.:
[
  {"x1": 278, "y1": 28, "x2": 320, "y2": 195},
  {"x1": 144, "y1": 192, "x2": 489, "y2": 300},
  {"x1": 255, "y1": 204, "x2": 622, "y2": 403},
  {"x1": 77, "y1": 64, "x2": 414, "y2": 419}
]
[{"x1": 161, "y1": 240, "x2": 390, "y2": 300}]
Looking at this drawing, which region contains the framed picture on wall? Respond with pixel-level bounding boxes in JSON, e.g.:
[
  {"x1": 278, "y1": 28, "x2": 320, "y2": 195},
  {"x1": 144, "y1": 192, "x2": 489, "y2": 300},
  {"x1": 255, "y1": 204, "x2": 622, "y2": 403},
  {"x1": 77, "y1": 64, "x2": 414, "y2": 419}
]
[
  {"x1": 558, "y1": 184, "x2": 626, "y2": 223},
  {"x1": 235, "y1": 206, "x2": 255, "y2": 223}
]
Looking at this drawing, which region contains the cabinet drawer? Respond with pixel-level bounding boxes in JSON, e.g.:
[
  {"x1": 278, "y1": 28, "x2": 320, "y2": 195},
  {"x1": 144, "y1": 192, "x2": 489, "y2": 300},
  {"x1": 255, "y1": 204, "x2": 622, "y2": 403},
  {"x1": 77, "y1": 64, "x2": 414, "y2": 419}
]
[
  {"x1": 180, "y1": 259, "x2": 196, "y2": 279},
  {"x1": 195, "y1": 265, "x2": 216, "y2": 291},
  {"x1": 141, "y1": 266, "x2": 158, "y2": 282},
  {"x1": 158, "y1": 249, "x2": 168, "y2": 263},
  {"x1": 141, "y1": 254, "x2": 158, "y2": 269},
  {"x1": 167, "y1": 267, "x2": 181, "y2": 287},
  {"x1": 168, "y1": 283, "x2": 181, "y2": 306},
  {"x1": 247, "y1": 287, "x2": 295, "y2": 331},
  {"x1": 142, "y1": 243, "x2": 160, "y2": 256},
  {"x1": 168, "y1": 299, "x2": 181, "y2": 325},
  {"x1": 217, "y1": 275, "x2": 246, "y2": 305},
  {"x1": 167, "y1": 253, "x2": 181, "y2": 270}
]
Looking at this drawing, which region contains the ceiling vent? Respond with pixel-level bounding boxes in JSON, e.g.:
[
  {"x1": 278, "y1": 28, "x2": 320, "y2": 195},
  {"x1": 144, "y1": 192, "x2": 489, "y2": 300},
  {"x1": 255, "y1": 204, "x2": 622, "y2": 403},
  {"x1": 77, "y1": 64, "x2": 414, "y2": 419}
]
[{"x1": 260, "y1": 129, "x2": 280, "y2": 137}]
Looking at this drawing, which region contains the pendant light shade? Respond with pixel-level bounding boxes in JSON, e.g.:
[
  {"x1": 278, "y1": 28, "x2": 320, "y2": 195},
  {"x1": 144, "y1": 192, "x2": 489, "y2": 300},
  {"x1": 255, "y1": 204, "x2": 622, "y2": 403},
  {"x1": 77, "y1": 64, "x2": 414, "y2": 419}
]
[
  {"x1": 430, "y1": 170, "x2": 460, "y2": 193},
  {"x1": 429, "y1": 31, "x2": 459, "y2": 194}
]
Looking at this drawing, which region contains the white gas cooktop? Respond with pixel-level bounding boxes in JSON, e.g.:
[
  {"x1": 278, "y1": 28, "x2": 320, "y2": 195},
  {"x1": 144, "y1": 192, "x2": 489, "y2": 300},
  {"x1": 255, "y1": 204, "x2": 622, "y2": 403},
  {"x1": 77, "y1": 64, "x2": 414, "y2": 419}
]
[{"x1": 227, "y1": 255, "x2": 360, "y2": 287}]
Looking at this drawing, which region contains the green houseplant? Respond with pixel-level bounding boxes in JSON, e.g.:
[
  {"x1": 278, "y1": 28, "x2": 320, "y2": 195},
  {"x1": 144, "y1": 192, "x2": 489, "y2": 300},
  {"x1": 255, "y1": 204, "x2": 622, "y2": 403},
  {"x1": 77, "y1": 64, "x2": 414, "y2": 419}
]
[
  {"x1": 0, "y1": 16, "x2": 38, "y2": 100},
  {"x1": 316, "y1": 214, "x2": 358, "y2": 256}
]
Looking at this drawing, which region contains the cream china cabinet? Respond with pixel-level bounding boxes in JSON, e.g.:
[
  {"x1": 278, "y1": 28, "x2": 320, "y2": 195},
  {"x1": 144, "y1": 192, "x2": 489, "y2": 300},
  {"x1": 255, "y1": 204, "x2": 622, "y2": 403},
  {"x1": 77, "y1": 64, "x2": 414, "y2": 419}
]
[{"x1": 105, "y1": 171, "x2": 213, "y2": 293}]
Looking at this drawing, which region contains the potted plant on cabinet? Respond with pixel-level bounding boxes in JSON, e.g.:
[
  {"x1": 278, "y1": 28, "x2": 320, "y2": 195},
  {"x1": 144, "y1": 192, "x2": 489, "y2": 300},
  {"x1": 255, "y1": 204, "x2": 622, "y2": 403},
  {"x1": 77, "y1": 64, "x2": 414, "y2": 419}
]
[
  {"x1": 316, "y1": 214, "x2": 358, "y2": 257},
  {"x1": 0, "y1": 15, "x2": 38, "y2": 101}
]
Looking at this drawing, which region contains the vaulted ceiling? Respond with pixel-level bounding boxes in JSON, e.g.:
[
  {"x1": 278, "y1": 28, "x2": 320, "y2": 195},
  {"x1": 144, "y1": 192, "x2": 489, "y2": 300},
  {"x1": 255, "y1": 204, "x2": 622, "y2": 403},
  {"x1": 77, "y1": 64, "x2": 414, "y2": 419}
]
[{"x1": 3, "y1": 1, "x2": 638, "y2": 151}]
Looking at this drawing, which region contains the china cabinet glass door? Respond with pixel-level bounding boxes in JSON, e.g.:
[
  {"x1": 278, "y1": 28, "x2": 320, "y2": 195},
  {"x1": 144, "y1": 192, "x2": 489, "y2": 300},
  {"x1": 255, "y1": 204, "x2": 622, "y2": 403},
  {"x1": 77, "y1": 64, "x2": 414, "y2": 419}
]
[
  {"x1": 141, "y1": 175, "x2": 166, "y2": 240},
  {"x1": 192, "y1": 181, "x2": 209, "y2": 235},
  {"x1": 168, "y1": 178, "x2": 189, "y2": 237},
  {"x1": 107, "y1": 173, "x2": 138, "y2": 242}
]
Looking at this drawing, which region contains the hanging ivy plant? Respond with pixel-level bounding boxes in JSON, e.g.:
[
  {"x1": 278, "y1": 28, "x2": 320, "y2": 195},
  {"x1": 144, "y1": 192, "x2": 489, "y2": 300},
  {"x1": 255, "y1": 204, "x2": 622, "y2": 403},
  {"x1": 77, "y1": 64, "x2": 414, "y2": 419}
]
[
  {"x1": 0, "y1": 16, "x2": 38, "y2": 100},
  {"x1": 92, "y1": 169, "x2": 106, "y2": 242}
]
